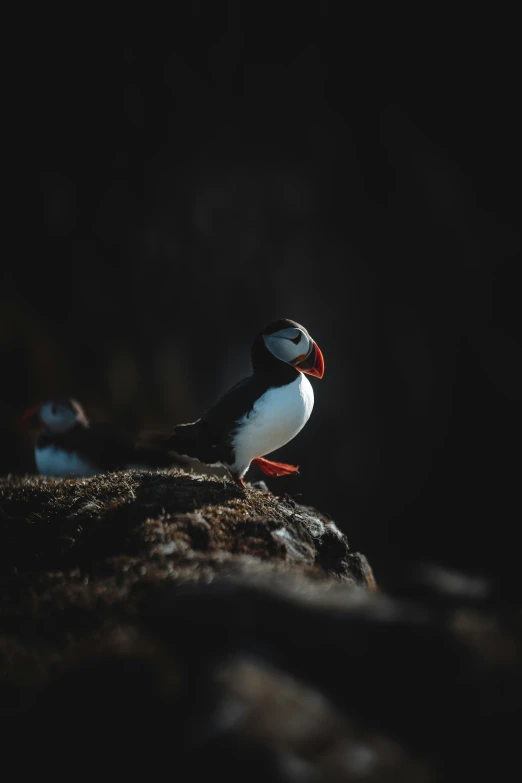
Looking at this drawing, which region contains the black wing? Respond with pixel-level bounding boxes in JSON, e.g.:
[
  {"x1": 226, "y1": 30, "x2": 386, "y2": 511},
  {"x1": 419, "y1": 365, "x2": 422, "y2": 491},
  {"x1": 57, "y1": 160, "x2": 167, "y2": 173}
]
[
  {"x1": 39, "y1": 424, "x2": 135, "y2": 471},
  {"x1": 167, "y1": 374, "x2": 267, "y2": 464}
]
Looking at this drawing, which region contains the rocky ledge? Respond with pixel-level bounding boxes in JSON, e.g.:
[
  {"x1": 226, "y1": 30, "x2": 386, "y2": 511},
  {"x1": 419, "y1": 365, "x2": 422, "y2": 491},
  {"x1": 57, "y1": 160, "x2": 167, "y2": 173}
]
[
  {"x1": 1, "y1": 469, "x2": 521, "y2": 782},
  {"x1": 0, "y1": 468, "x2": 374, "y2": 585}
]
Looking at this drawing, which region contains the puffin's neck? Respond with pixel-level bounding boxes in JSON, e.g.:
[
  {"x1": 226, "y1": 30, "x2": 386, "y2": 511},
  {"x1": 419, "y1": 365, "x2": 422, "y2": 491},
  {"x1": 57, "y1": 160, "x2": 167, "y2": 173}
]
[
  {"x1": 251, "y1": 335, "x2": 300, "y2": 385},
  {"x1": 41, "y1": 420, "x2": 89, "y2": 437}
]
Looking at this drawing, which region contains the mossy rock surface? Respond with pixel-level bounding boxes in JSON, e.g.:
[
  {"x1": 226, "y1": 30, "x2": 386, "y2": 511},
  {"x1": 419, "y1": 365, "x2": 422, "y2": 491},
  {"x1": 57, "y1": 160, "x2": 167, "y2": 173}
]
[
  {"x1": 3, "y1": 470, "x2": 521, "y2": 781},
  {"x1": 0, "y1": 468, "x2": 373, "y2": 582},
  {"x1": 0, "y1": 469, "x2": 374, "y2": 659}
]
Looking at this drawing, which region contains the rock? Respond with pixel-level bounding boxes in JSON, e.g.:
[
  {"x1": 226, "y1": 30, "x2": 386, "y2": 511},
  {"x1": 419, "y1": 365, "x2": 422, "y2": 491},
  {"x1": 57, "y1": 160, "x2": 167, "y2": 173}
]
[
  {"x1": 1, "y1": 470, "x2": 522, "y2": 781},
  {"x1": 0, "y1": 469, "x2": 373, "y2": 586}
]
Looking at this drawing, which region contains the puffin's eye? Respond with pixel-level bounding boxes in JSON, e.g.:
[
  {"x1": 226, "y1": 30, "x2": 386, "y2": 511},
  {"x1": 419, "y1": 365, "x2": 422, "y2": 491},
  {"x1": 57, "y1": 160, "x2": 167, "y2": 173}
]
[
  {"x1": 289, "y1": 333, "x2": 301, "y2": 345},
  {"x1": 51, "y1": 404, "x2": 57, "y2": 415}
]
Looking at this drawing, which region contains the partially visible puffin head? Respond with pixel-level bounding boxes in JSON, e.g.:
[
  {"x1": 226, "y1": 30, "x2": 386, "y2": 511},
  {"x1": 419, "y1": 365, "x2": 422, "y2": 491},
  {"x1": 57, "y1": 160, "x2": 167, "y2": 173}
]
[
  {"x1": 20, "y1": 398, "x2": 89, "y2": 433},
  {"x1": 254, "y1": 318, "x2": 325, "y2": 378}
]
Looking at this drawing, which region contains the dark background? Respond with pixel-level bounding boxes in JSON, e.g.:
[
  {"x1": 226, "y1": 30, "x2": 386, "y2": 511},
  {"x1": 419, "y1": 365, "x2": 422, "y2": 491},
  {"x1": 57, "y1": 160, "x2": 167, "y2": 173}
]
[{"x1": 2, "y1": 10, "x2": 520, "y2": 586}]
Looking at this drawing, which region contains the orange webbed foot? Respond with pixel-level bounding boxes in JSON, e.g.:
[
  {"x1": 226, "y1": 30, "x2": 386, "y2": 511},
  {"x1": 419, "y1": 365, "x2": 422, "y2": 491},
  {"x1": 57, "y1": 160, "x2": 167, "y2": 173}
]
[{"x1": 251, "y1": 457, "x2": 300, "y2": 477}]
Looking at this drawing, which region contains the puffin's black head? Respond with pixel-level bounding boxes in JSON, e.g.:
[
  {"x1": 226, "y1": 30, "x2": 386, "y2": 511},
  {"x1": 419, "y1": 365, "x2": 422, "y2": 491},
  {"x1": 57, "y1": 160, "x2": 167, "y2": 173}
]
[
  {"x1": 20, "y1": 397, "x2": 89, "y2": 433},
  {"x1": 252, "y1": 319, "x2": 325, "y2": 378}
]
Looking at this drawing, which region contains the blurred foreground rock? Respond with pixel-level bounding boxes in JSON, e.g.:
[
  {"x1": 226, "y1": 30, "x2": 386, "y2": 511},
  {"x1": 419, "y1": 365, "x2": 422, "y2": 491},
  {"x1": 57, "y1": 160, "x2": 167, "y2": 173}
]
[{"x1": 1, "y1": 469, "x2": 521, "y2": 781}]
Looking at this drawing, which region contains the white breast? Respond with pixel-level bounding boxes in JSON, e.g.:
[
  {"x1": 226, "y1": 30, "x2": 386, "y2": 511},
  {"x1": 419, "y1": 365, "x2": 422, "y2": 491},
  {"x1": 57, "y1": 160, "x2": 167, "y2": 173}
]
[
  {"x1": 229, "y1": 373, "x2": 314, "y2": 478},
  {"x1": 35, "y1": 445, "x2": 99, "y2": 478}
]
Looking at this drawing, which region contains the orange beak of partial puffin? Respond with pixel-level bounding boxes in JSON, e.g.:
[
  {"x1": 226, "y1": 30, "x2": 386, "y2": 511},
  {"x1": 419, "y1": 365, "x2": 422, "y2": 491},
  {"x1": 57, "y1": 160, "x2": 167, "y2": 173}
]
[
  {"x1": 294, "y1": 341, "x2": 325, "y2": 379},
  {"x1": 19, "y1": 404, "x2": 41, "y2": 430}
]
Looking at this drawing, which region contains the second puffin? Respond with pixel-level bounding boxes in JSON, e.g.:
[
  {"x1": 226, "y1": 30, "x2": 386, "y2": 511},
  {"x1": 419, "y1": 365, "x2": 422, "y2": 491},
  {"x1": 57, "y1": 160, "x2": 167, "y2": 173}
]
[{"x1": 166, "y1": 318, "x2": 324, "y2": 487}]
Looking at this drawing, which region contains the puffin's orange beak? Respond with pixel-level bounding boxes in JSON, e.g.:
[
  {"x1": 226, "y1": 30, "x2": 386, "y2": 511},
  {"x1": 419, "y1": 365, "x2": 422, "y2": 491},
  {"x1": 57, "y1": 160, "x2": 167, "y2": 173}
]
[
  {"x1": 295, "y1": 341, "x2": 324, "y2": 379},
  {"x1": 20, "y1": 404, "x2": 41, "y2": 431}
]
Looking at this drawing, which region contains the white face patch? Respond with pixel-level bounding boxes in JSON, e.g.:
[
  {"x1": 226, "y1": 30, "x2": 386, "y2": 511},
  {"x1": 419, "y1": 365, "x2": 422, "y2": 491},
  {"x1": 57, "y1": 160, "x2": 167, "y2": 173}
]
[
  {"x1": 263, "y1": 328, "x2": 311, "y2": 364},
  {"x1": 35, "y1": 445, "x2": 99, "y2": 477},
  {"x1": 40, "y1": 401, "x2": 82, "y2": 433},
  {"x1": 228, "y1": 373, "x2": 314, "y2": 478}
]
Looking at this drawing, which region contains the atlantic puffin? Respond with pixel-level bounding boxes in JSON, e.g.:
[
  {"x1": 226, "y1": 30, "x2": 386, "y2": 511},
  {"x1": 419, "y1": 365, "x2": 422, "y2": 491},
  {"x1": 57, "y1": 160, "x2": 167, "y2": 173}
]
[
  {"x1": 165, "y1": 318, "x2": 324, "y2": 488},
  {"x1": 20, "y1": 397, "x2": 182, "y2": 478}
]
